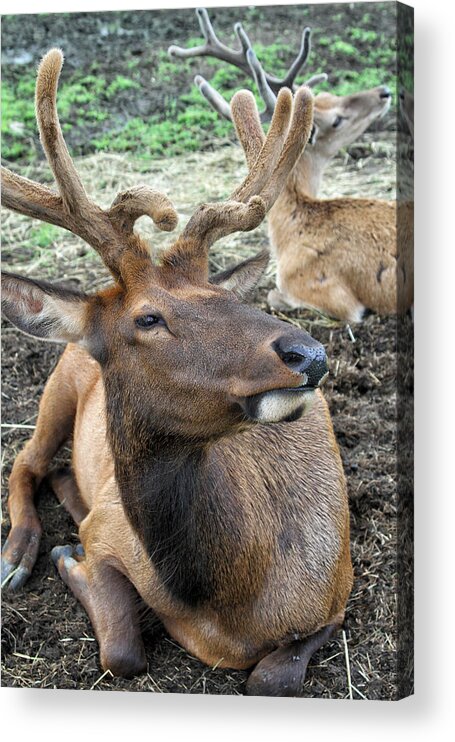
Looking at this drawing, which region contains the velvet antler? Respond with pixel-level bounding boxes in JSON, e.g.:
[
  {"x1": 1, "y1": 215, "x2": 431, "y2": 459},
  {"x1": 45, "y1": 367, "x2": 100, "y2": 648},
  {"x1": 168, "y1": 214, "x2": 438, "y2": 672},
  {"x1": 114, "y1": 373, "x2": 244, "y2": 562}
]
[{"x1": 1, "y1": 49, "x2": 178, "y2": 281}]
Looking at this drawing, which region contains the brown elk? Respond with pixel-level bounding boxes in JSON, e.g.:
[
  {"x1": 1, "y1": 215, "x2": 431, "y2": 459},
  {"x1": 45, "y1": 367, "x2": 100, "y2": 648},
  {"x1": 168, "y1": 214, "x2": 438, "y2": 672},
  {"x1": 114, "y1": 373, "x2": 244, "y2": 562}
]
[
  {"x1": 169, "y1": 8, "x2": 413, "y2": 321},
  {"x1": 1, "y1": 49, "x2": 353, "y2": 696}
]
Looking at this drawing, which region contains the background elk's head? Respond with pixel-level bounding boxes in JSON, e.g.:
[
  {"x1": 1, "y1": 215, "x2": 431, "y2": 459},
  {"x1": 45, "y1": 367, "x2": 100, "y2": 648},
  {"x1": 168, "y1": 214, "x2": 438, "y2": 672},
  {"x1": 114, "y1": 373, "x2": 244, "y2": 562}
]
[
  {"x1": 169, "y1": 8, "x2": 392, "y2": 162},
  {"x1": 1, "y1": 49, "x2": 328, "y2": 441}
]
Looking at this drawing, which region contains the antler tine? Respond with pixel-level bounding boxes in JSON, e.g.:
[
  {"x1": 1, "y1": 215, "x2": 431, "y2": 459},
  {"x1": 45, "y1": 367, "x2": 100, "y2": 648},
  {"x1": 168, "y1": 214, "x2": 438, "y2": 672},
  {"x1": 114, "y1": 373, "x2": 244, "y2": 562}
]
[
  {"x1": 171, "y1": 9, "x2": 325, "y2": 96},
  {"x1": 1, "y1": 166, "x2": 72, "y2": 229},
  {"x1": 168, "y1": 7, "x2": 251, "y2": 75},
  {"x1": 2, "y1": 48, "x2": 179, "y2": 281},
  {"x1": 164, "y1": 87, "x2": 313, "y2": 273},
  {"x1": 194, "y1": 49, "x2": 277, "y2": 125},
  {"x1": 258, "y1": 86, "x2": 314, "y2": 211},
  {"x1": 108, "y1": 186, "x2": 178, "y2": 234},
  {"x1": 234, "y1": 21, "x2": 254, "y2": 56},
  {"x1": 194, "y1": 69, "x2": 275, "y2": 126},
  {"x1": 246, "y1": 48, "x2": 277, "y2": 122},
  {"x1": 245, "y1": 27, "x2": 323, "y2": 94},
  {"x1": 35, "y1": 49, "x2": 89, "y2": 214},
  {"x1": 304, "y1": 73, "x2": 328, "y2": 88},
  {"x1": 276, "y1": 27, "x2": 312, "y2": 91},
  {"x1": 194, "y1": 74, "x2": 232, "y2": 121},
  {"x1": 231, "y1": 88, "x2": 291, "y2": 203},
  {"x1": 196, "y1": 6, "x2": 218, "y2": 46},
  {"x1": 229, "y1": 90, "x2": 265, "y2": 169},
  {"x1": 250, "y1": 27, "x2": 315, "y2": 93},
  {"x1": 1, "y1": 50, "x2": 88, "y2": 233}
]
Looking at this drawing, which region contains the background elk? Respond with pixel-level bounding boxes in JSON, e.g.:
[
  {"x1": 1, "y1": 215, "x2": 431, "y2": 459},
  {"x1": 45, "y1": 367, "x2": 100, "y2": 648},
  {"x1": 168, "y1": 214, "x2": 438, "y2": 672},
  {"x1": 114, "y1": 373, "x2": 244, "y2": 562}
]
[
  {"x1": 1, "y1": 49, "x2": 353, "y2": 697},
  {"x1": 169, "y1": 8, "x2": 413, "y2": 322}
]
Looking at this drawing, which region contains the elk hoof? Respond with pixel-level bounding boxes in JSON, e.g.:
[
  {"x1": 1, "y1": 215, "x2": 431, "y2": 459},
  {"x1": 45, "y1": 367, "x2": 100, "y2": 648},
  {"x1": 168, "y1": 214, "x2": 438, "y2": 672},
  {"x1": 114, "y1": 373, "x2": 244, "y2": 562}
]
[
  {"x1": 51, "y1": 544, "x2": 73, "y2": 565},
  {"x1": 1, "y1": 523, "x2": 42, "y2": 590},
  {"x1": 51, "y1": 543, "x2": 84, "y2": 573},
  {"x1": 101, "y1": 645, "x2": 148, "y2": 679},
  {"x1": 1, "y1": 559, "x2": 31, "y2": 591}
]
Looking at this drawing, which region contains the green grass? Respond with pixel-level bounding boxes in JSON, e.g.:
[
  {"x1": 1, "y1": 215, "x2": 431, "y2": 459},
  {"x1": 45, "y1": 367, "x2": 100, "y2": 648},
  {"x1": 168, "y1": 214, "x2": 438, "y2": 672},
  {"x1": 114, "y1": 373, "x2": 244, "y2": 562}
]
[
  {"x1": 28, "y1": 224, "x2": 61, "y2": 248},
  {"x1": 330, "y1": 40, "x2": 360, "y2": 59},
  {"x1": 348, "y1": 28, "x2": 379, "y2": 44},
  {"x1": 2, "y1": 77, "x2": 37, "y2": 160},
  {"x1": 2, "y1": 20, "x2": 398, "y2": 163}
]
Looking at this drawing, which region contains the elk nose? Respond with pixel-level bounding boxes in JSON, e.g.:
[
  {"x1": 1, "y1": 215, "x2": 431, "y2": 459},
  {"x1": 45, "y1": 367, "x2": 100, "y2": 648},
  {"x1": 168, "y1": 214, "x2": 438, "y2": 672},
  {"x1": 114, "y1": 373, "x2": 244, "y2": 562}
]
[
  {"x1": 274, "y1": 338, "x2": 328, "y2": 388},
  {"x1": 379, "y1": 85, "x2": 392, "y2": 99}
]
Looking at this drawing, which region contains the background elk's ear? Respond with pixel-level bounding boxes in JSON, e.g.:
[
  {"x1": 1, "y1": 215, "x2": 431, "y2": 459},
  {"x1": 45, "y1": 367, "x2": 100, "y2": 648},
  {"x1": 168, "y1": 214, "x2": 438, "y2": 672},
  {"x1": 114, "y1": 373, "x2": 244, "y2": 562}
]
[
  {"x1": 1, "y1": 272, "x2": 90, "y2": 344},
  {"x1": 210, "y1": 250, "x2": 269, "y2": 300}
]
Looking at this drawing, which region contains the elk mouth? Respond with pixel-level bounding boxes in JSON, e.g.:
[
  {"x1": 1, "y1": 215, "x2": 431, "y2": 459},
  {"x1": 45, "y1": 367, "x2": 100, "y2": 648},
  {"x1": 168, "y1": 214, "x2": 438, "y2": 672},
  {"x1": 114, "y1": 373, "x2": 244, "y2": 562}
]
[
  {"x1": 240, "y1": 387, "x2": 315, "y2": 424},
  {"x1": 239, "y1": 370, "x2": 329, "y2": 424}
]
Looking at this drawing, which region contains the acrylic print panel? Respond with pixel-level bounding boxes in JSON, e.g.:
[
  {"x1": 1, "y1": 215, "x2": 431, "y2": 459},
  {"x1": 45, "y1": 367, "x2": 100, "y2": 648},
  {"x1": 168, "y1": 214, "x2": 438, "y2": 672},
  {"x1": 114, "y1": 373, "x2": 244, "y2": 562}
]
[{"x1": 1, "y1": 2, "x2": 414, "y2": 698}]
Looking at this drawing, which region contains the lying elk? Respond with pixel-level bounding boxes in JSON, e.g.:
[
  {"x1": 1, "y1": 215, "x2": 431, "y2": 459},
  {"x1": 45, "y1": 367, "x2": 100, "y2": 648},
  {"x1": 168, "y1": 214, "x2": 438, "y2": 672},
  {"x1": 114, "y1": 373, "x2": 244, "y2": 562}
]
[
  {"x1": 170, "y1": 8, "x2": 413, "y2": 321},
  {"x1": 1, "y1": 49, "x2": 353, "y2": 696}
]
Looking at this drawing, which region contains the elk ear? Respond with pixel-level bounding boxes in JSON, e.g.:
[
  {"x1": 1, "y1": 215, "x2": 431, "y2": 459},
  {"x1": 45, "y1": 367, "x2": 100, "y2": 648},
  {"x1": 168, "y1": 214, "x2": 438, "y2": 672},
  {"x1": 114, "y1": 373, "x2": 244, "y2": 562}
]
[
  {"x1": 210, "y1": 250, "x2": 269, "y2": 300},
  {"x1": 1, "y1": 272, "x2": 89, "y2": 344}
]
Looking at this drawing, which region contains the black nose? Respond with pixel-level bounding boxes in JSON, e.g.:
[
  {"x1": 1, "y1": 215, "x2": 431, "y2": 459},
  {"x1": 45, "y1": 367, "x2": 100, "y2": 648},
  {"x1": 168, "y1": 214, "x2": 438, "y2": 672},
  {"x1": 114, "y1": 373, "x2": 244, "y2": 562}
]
[
  {"x1": 379, "y1": 85, "x2": 392, "y2": 99},
  {"x1": 274, "y1": 337, "x2": 328, "y2": 388}
]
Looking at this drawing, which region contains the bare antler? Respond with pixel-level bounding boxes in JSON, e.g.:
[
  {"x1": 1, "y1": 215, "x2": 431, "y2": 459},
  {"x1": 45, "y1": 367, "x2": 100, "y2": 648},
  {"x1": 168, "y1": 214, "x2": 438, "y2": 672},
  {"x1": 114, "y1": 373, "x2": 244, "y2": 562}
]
[
  {"x1": 164, "y1": 86, "x2": 314, "y2": 273},
  {"x1": 168, "y1": 7, "x2": 327, "y2": 122},
  {"x1": 168, "y1": 8, "x2": 322, "y2": 94},
  {"x1": 1, "y1": 49, "x2": 178, "y2": 280},
  {"x1": 168, "y1": 8, "x2": 253, "y2": 77}
]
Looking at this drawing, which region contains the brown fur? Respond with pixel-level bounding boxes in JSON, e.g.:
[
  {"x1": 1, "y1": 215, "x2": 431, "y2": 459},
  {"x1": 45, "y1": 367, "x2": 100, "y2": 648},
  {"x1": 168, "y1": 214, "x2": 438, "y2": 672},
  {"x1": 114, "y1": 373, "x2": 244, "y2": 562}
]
[
  {"x1": 1, "y1": 49, "x2": 352, "y2": 695},
  {"x1": 171, "y1": 10, "x2": 414, "y2": 322},
  {"x1": 256, "y1": 88, "x2": 414, "y2": 321},
  {"x1": 269, "y1": 189, "x2": 413, "y2": 321},
  {"x1": 9, "y1": 344, "x2": 352, "y2": 672}
]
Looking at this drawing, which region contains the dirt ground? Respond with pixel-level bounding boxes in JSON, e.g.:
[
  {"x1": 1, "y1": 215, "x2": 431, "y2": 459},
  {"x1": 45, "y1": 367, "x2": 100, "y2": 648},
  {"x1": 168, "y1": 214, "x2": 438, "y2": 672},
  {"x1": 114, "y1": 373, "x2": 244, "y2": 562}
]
[
  {"x1": 1, "y1": 306, "x2": 402, "y2": 698},
  {"x1": 1, "y1": 5, "x2": 412, "y2": 699}
]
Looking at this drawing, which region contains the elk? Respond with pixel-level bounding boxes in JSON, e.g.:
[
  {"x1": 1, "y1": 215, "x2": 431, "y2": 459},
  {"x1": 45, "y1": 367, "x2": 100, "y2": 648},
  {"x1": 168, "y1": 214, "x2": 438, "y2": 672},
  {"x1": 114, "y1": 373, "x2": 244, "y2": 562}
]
[
  {"x1": 1, "y1": 49, "x2": 353, "y2": 697},
  {"x1": 169, "y1": 8, "x2": 413, "y2": 321}
]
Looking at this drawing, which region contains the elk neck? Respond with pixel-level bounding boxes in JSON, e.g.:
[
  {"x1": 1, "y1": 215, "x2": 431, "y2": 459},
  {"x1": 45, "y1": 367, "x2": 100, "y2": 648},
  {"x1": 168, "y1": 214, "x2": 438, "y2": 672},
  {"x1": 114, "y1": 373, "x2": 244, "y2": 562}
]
[
  {"x1": 268, "y1": 145, "x2": 332, "y2": 268},
  {"x1": 103, "y1": 379, "x2": 268, "y2": 609},
  {"x1": 268, "y1": 147, "x2": 333, "y2": 263},
  {"x1": 286, "y1": 147, "x2": 332, "y2": 200}
]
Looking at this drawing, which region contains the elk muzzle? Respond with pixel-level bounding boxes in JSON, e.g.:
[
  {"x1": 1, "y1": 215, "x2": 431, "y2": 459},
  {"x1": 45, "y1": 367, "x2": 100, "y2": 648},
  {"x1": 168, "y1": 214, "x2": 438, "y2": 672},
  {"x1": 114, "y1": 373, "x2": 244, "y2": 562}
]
[
  {"x1": 273, "y1": 337, "x2": 328, "y2": 388},
  {"x1": 240, "y1": 334, "x2": 328, "y2": 424}
]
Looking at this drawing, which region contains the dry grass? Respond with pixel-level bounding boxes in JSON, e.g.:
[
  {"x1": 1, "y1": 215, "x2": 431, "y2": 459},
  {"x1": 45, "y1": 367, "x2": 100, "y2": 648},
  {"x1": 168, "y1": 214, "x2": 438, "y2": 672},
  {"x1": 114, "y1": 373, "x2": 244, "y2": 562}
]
[
  {"x1": 1, "y1": 130, "x2": 396, "y2": 294},
  {"x1": 1, "y1": 132, "x2": 403, "y2": 698}
]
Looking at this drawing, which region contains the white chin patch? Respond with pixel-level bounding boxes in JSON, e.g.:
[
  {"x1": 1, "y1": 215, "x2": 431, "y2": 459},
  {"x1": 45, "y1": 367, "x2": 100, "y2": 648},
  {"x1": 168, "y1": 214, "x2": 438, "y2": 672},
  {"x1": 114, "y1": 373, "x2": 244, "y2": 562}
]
[{"x1": 255, "y1": 390, "x2": 315, "y2": 423}]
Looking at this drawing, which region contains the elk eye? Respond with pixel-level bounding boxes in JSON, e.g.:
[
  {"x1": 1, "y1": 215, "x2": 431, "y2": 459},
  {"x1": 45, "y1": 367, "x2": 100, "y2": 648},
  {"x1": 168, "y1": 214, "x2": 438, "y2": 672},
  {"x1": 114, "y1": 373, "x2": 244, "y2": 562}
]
[
  {"x1": 135, "y1": 314, "x2": 163, "y2": 329},
  {"x1": 332, "y1": 115, "x2": 343, "y2": 128}
]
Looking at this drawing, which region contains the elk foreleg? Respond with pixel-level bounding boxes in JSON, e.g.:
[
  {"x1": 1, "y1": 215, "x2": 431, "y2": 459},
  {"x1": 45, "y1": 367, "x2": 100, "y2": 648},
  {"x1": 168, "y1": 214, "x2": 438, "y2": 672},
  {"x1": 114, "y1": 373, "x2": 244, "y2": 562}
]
[
  {"x1": 47, "y1": 468, "x2": 89, "y2": 525},
  {"x1": 2, "y1": 360, "x2": 77, "y2": 590},
  {"x1": 51, "y1": 544, "x2": 147, "y2": 678},
  {"x1": 246, "y1": 623, "x2": 340, "y2": 697}
]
